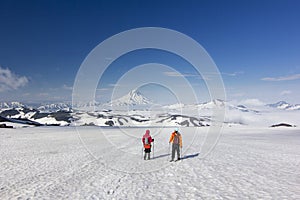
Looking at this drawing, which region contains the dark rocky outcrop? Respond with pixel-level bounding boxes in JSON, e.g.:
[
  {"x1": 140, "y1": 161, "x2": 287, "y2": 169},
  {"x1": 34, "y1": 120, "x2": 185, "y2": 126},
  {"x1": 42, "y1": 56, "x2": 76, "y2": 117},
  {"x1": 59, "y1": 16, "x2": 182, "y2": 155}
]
[{"x1": 270, "y1": 123, "x2": 296, "y2": 127}]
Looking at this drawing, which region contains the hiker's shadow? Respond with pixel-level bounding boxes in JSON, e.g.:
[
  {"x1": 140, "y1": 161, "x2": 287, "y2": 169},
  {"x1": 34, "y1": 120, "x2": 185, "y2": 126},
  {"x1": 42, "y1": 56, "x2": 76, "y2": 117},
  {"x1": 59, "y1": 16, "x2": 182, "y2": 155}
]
[
  {"x1": 153, "y1": 153, "x2": 200, "y2": 160},
  {"x1": 181, "y1": 153, "x2": 199, "y2": 160},
  {"x1": 153, "y1": 153, "x2": 170, "y2": 159}
]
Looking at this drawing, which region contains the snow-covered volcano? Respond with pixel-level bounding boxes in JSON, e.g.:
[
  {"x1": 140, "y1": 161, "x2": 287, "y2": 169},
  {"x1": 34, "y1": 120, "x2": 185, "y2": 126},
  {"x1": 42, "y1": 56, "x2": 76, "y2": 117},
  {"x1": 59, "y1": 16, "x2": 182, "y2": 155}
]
[{"x1": 107, "y1": 90, "x2": 154, "y2": 106}]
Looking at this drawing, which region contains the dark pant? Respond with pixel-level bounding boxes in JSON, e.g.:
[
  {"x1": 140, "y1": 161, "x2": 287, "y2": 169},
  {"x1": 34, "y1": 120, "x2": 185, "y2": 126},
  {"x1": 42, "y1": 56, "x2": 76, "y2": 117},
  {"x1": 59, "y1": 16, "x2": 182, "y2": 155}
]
[
  {"x1": 144, "y1": 152, "x2": 151, "y2": 160},
  {"x1": 144, "y1": 148, "x2": 151, "y2": 160},
  {"x1": 171, "y1": 143, "x2": 180, "y2": 160}
]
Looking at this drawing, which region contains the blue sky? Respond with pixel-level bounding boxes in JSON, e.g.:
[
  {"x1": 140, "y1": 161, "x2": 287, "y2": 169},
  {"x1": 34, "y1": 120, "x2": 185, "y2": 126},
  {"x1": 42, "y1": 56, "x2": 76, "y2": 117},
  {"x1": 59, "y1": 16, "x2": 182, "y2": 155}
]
[{"x1": 0, "y1": 0, "x2": 299, "y2": 104}]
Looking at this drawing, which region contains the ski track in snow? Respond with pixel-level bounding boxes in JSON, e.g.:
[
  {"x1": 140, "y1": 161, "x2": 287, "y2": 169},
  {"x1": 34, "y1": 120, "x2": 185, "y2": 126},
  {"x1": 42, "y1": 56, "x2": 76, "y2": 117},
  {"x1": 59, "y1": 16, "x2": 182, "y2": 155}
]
[{"x1": 0, "y1": 126, "x2": 300, "y2": 199}]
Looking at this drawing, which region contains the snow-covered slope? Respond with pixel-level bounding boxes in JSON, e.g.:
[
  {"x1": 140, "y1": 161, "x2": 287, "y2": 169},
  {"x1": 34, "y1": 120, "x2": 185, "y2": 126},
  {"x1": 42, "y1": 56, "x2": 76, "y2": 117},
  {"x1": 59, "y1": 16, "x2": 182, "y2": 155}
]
[
  {"x1": 0, "y1": 106, "x2": 72, "y2": 126},
  {"x1": 1, "y1": 126, "x2": 299, "y2": 199},
  {"x1": 72, "y1": 110, "x2": 209, "y2": 127}
]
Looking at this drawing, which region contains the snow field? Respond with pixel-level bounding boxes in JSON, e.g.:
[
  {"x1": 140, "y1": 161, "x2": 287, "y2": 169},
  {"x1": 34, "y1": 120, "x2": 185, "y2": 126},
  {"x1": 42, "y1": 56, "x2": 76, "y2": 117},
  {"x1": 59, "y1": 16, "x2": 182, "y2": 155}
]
[{"x1": 0, "y1": 126, "x2": 299, "y2": 199}]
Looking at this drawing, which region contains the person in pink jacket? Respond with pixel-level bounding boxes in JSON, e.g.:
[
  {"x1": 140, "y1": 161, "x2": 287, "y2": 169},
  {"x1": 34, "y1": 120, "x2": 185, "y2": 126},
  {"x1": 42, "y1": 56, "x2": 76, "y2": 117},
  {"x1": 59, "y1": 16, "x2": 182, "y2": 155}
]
[{"x1": 142, "y1": 130, "x2": 154, "y2": 160}]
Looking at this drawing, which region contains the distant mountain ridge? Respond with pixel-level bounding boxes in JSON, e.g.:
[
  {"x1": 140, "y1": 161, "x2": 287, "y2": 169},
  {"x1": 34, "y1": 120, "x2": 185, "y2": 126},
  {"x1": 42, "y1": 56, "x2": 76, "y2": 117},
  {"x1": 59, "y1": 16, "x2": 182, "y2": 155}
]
[
  {"x1": 37, "y1": 103, "x2": 72, "y2": 112},
  {"x1": 0, "y1": 94, "x2": 299, "y2": 128},
  {"x1": 2, "y1": 93, "x2": 299, "y2": 111},
  {"x1": 0, "y1": 102, "x2": 25, "y2": 109},
  {"x1": 267, "y1": 101, "x2": 300, "y2": 110}
]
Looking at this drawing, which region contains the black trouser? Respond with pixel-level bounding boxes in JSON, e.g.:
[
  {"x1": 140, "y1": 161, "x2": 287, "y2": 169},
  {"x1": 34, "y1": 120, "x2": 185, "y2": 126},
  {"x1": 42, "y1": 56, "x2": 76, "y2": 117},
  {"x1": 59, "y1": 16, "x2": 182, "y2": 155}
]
[
  {"x1": 144, "y1": 147, "x2": 151, "y2": 160},
  {"x1": 171, "y1": 143, "x2": 180, "y2": 160}
]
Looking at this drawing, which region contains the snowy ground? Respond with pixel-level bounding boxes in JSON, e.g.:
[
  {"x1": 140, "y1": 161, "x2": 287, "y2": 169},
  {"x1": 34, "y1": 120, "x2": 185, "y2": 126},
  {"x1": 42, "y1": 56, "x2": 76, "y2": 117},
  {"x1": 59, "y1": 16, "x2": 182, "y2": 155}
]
[{"x1": 1, "y1": 126, "x2": 300, "y2": 199}]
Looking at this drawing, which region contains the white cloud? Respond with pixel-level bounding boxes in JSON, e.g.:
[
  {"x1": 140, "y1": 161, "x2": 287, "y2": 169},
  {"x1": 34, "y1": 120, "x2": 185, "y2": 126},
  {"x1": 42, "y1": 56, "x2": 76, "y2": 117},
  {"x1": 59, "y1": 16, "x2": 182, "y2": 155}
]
[
  {"x1": 222, "y1": 71, "x2": 244, "y2": 76},
  {"x1": 97, "y1": 88, "x2": 109, "y2": 91},
  {"x1": 109, "y1": 83, "x2": 125, "y2": 87},
  {"x1": 163, "y1": 71, "x2": 211, "y2": 81},
  {"x1": 231, "y1": 92, "x2": 245, "y2": 97},
  {"x1": 238, "y1": 99, "x2": 265, "y2": 106},
  {"x1": 63, "y1": 84, "x2": 73, "y2": 90},
  {"x1": 0, "y1": 67, "x2": 29, "y2": 92},
  {"x1": 37, "y1": 93, "x2": 49, "y2": 97},
  {"x1": 261, "y1": 74, "x2": 300, "y2": 81},
  {"x1": 164, "y1": 71, "x2": 200, "y2": 78},
  {"x1": 280, "y1": 90, "x2": 292, "y2": 95},
  {"x1": 23, "y1": 93, "x2": 31, "y2": 96}
]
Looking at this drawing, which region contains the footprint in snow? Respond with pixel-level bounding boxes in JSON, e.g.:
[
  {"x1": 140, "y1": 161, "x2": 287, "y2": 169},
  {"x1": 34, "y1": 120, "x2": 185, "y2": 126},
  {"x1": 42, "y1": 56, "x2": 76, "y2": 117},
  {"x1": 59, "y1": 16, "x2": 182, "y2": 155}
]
[{"x1": 107, "y1": 189, "x2": 114, "y2": 194}]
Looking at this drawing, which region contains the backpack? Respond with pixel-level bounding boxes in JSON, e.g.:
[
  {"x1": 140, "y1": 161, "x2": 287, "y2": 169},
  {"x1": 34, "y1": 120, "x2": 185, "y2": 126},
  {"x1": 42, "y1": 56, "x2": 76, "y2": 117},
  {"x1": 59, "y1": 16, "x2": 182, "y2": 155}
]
[
  {"x1": 145, "y1": 137, "x2": 149, "y2": 144},
  {"x1": 144, "y1": 137, "x2": 151, "y2": 149},
  {"x1": 173, "y1": 133, "x2": 180, "y2": 144}
]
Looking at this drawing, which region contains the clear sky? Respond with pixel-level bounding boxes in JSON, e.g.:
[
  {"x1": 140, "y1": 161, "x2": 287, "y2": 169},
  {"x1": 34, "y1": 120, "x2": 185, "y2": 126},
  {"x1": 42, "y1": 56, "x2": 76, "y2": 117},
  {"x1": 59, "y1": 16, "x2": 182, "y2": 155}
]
[{"x1": 0, "y1": 0, "x2": 299, "y2": 104}]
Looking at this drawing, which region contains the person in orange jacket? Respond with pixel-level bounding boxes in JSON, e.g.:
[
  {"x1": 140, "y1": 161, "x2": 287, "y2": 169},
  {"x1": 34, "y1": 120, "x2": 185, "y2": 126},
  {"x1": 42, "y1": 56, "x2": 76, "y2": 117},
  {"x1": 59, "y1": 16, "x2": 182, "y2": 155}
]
[{"x1": 169, "y1": 128, "x2": 182, "y2": 161}]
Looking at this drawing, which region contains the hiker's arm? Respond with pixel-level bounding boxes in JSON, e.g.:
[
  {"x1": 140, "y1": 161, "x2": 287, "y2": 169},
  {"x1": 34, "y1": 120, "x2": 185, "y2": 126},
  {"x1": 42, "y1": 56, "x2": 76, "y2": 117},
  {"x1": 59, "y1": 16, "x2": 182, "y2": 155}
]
[{"x1": 169, "y1": 133, "x2": 174, "y2": 143}]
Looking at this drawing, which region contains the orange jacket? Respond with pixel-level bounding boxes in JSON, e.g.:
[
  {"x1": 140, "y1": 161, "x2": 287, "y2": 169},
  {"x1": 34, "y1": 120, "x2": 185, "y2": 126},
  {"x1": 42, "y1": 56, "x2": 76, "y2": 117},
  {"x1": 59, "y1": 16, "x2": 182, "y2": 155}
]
[{"x1": 169, "y1": 131, "x2": 182, "y2": 147}]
